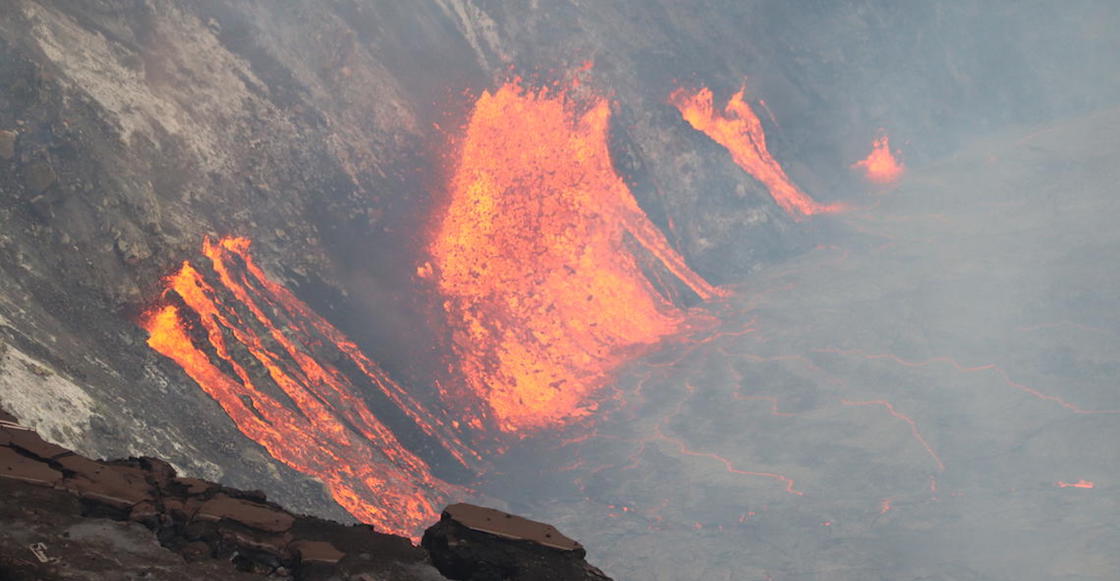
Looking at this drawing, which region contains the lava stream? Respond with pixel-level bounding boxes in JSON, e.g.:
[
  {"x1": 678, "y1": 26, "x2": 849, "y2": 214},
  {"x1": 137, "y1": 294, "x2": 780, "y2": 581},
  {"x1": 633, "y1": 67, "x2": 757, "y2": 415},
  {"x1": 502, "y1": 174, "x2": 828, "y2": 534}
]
[
  {"x1": 143, "y1": 237, "x2": 465, "y2": 538},
  {"x1": 841, "y1": 399, "x2": 945, "y2": 472},
  {"x1": 669, "y1": 85, "x2": 843, "y2": 218},
  {"x1": 429, "y1": 80, "x2": 724, "y2": 434}
]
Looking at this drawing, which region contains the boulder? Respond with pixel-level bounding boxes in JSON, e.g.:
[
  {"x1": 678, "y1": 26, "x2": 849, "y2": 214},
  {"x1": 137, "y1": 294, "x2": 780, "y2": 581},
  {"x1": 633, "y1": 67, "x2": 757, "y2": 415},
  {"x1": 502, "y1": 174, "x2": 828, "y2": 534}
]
[{"x1": 422, "y1": 504, "x2": 611, "y2": 581}]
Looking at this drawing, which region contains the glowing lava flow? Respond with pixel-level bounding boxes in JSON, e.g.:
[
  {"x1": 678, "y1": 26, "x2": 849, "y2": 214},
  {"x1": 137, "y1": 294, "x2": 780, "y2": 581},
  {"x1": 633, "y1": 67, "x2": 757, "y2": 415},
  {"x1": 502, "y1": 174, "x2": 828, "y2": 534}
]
[
  {"x1": 1057, "y1": 480, "x2": 1095, "y2": 488},
  {"x1": 429, "y1": 80, "x2": 725, "y2": 434},
  {"x1": 852, "y1": 135, "x2": 905, "y2": 185},
  {"x1": 669, "y1": 86, "x2": 843, "y2": 218},
  {"x1": 143, "y1": 237, "x2": 465, "y2": 538},
  {"x1": 841, "y1": 399, "x2": 945, "y2": 472}
]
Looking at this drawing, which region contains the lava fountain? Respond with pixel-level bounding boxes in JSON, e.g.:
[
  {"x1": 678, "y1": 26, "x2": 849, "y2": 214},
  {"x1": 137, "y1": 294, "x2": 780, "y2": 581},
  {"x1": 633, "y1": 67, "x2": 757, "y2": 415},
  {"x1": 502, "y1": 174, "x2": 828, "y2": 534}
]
[
  {"x1": 669, "y1": 85, "x2": 843, "y2": 218},
  {"x1": 143, "y1": 236, "x2": 469, "y2": 538},
  {"x1": 852, "y1": 134, "x2": 905, "y2": 185},
  {"x1": 428, "y1": 79, "x2": 726, "y2": 434}
]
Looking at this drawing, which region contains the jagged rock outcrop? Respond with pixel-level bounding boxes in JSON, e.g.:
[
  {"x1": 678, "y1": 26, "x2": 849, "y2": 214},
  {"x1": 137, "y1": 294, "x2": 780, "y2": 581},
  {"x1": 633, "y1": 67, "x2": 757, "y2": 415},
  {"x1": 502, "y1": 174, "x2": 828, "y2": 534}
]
[{"x1": 0, "y1": 407, "x2": 610, "y2": 580}]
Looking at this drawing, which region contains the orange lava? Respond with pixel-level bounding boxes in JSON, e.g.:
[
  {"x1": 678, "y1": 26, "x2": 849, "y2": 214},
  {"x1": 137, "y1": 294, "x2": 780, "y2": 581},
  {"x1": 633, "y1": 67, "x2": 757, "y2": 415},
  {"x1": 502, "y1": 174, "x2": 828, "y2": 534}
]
[
  {"x1": 852, "y1": 135, "x2": 905, "y2": 185},
  {"x1": 842, "y1": 399, "x2": 945, "y2": 472},
  {"x1": 1057, "y1": 479, "x2": 1095, "y2": 488},
  {"x1": 669, "y1": 86, "x2": 843, "y2": 218},
  {"x1": 143, "y1": 237, "x2": 466, "y2": 538},
  {"x1": 429, "y1": 80, "x2": 725, "y2": 433},
  {"x1": 879, "y1": 498, "x2": 894, "y2": 514}
]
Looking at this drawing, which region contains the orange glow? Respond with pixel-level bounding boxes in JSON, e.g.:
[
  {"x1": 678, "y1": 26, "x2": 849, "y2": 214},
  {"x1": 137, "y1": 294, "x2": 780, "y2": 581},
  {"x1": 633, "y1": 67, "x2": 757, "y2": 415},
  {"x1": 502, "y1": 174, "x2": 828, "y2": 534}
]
[
  {"x1": 429, "y1": 80, "x2": 725, "y2": 433},
  {"x1": 879, "y1": 498, "x2": 894, "y2": 514},
  {"x1": 143, "y1": 237, "x2": 468, "y2": 539},
  {"x1": 842, "y1": 399, "x2": 944, "y2": 472},
  {"x1": 852, "y1": 135, "x2": 905, "y2": 184},
  {"x1": 1057, "y1": 479, "x2": 1095, "y2": 488},
  {"x1": 669, "y1": 86, "x2": 843, "y2": 218}
]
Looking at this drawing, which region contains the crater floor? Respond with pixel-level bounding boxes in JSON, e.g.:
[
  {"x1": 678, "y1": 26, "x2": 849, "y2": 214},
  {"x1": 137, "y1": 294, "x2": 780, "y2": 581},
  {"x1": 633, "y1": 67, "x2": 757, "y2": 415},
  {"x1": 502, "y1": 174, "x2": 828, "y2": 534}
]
[{"x1": 491, "y1": 107, "x2": 1120, "y2": 581}]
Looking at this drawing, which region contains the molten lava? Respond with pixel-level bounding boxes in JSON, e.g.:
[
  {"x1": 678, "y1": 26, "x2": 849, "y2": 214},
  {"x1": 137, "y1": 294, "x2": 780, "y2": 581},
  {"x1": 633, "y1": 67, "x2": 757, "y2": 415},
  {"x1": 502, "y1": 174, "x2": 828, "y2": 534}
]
[
  {"x1": 852, "y1": 135, "x2": 905, "y2": 184},
  {"x1": 429, "y1": 80, "x2": 725, "y2": 433},
  {"x1": 143, "y1": 237, "x2": 467, "y2": 538},
  {"x1": 669, "y1": 86, "x2": 842, "y2": 218},
  {"x1": 1057, "y1": 479, "x2": 1095, "y2": 488}
]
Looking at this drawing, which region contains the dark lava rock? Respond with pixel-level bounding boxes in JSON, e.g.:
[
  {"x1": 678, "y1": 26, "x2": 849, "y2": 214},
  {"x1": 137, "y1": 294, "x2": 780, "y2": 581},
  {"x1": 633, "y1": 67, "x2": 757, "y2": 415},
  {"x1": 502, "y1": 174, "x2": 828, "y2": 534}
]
[
  {"x1": 423, "y1": 506, "x2": 611, "y2": 581},
  {"x1": 0, "y1": 412, "x2": 444, "y2": 579},
  {"x1": 1, "y1": 409, "x2": 609, "y2": 580}
]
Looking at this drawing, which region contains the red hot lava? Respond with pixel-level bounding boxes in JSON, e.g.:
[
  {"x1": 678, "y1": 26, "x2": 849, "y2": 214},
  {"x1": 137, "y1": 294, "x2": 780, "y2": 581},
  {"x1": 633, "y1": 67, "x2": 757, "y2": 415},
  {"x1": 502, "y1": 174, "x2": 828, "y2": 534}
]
[
  {"x1": 669, "y1": 85, "x2": 843, "y2": 218},
  {"x1": 143, "y1": 236, "x2": 468, "y2": 538},
  {"x1": 429, "y1": 79, "x2": 725, "y2": 434},
  {"x1": 852, "y1": 135, "x2": 905, "y2": 185}
]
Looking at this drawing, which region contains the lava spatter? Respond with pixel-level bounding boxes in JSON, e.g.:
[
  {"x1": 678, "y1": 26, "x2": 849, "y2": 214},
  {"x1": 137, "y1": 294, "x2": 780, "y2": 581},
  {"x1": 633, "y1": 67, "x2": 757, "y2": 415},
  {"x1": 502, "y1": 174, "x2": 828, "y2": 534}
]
[
  {"x1": 143, "y1": 236, "x2": 466, "y2": 538},
  {"x1": 852, "y1": 135, "x2": 905, "y2": 185},
  {"x1": 429, "y1": 80, "x2": 725, "y2": 434},
  {"x1": 669, "y1": 85, "x2": 843, "y2": 218}
]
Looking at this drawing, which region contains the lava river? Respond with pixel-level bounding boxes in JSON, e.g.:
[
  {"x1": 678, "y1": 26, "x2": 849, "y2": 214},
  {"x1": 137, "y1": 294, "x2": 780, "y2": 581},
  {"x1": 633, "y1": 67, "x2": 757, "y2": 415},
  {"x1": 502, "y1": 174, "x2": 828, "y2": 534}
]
[
  {"x1": 143, "y1": 237, "x2": 473, "y2": 538},
  {"x1": 142, "y1": 78, "x2": 730, "y2": 539}
]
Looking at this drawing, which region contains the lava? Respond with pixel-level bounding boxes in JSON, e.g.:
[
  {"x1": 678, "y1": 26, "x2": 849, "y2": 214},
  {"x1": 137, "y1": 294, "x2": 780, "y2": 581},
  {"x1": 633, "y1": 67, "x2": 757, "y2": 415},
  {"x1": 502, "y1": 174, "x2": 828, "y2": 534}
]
[
  {"x1": 1057, "y1": 479, "x2": 1095, "y2": 488},
  {"x1": 429, "y1": 79, "x2": 725, "y2": 433},
  {"x1": 852, "y1": 135, "x2": 905, "y2": 185},
  {"x1": 654, "y1": 421, "x2": 803, "y2": 495},
  {"x1": 669, "y1": 85, "x2": 843, "y2": 218},
  {"x1": 841, "y1": 399, "x2": 945, "y2": 472},
  {"x1": 143, "y1": 236, "x2": 466, "y2": 538},
  {"x1": 879, "y1": 498, "x2": 894, "y2": 514}
]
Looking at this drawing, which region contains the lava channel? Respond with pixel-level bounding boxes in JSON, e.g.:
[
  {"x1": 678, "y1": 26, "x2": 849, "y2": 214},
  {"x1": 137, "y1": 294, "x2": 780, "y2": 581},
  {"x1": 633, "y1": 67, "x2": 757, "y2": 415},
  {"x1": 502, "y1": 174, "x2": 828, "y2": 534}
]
[
  {"x1": 428, "y1": 79, "x2": 726, "y2": 434},
  {"x1": 670, "y1": 85, "x2": 843, "y2": 218},
  {"x1": 143, "y1": 236, "x2": 470, "y2": 538}
]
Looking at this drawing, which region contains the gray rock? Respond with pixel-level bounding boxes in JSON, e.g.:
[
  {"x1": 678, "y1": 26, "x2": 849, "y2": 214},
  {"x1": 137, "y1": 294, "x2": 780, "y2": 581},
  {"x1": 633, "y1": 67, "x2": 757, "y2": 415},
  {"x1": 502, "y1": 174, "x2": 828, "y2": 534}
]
[
  {"x1": 0, "y1": 130, "x2": 16, "y2": 160},
  {"x1": 22, "y1": 159, "x2": 57, "y2": 193}
]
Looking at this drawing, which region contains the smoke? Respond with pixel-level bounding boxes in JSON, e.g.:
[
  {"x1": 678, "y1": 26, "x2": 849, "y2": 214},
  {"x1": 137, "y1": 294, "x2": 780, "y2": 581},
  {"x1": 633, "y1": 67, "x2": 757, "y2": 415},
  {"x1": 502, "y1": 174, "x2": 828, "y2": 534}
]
[
  {"x1": 425, "y1": 3, "x2": 1120, "y2": 580},
  {"x1": 182, "y1": 2, "x2": 1120, "y2": 578},
  {"x1": 489, "y1": 106, "x2": 1120, "y2": 580}
]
